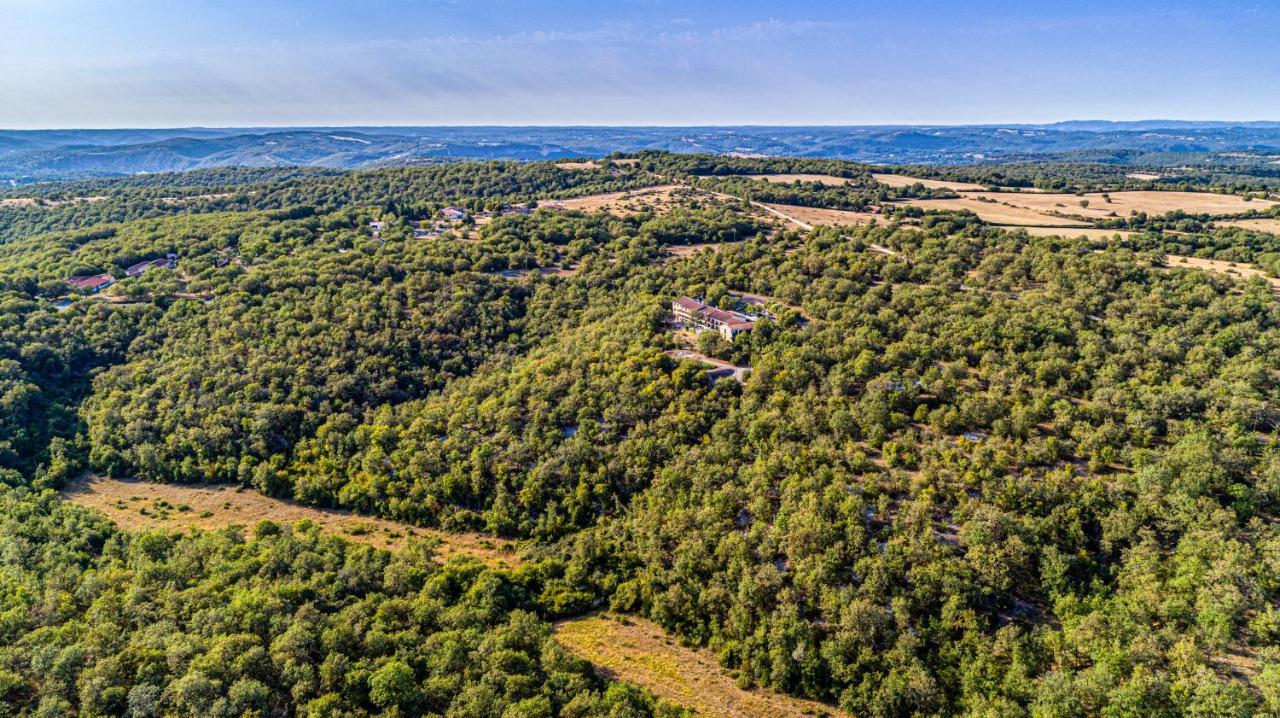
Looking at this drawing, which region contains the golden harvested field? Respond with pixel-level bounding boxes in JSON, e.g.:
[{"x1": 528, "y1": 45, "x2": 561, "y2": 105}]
[
  {"x1": 555, "y1": 614, "x2": 850, "y2": 718},
  {"x1": 902, "y1": 198, "x2": 1092, "y2": 227},
  {"x1": 63, "y1": 475, "x2": 521, "y2": 568},
  {"x1": 558, "y1": 185, "x2": 698, "y2": 215},
  {"x1": 873, "y1": 173, "x2": 987, "y2": 191},
  {"x1": 967, "y1": 190, "x2": 1278, "y2": 219},
  {"x1": 760, "y1": 203, "x2": 884, "y2": 227},
  {"x1": 1126, "y1": 172, "x2": 1164, "y2": 180},
  {"x1": 1000, "y1": 226, "x2": 1136, "y2": 239},
  {"x1": 746, "y1": 173, "x2": 857, "y2": 186},
  {"x1": 556, "y1": 161, "x2": 601, "y2": 171},
  {"x1": 1163, "y1": 255, "x2": 1280, "y2": 291},
  {"x1": 1218, "y1": 218, "x2": 1280, "y2": 234}
]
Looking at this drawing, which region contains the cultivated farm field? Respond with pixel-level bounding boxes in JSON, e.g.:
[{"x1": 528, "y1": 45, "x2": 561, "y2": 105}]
[
  {"x1": 1218, "y1": 218, "x2": 1280, "y2": 234},
  {"x1": 967, "y1": 190, "x2": 1278, "y2": 219},
  {"x1": 746, "y1": 173, "x2": 858, "y2": 186},
  {"x1": 872, "y1": 173, "x2": 987, "y2": 191},
  {"x1": 760, "y1": 202, "x2": 885, "y2": 227},
  {"x1": 902, "y1": 197, "x2": 1093, "y2": 227}
]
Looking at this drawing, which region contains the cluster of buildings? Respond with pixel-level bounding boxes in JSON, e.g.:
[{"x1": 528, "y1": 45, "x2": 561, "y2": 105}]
[
  {"x1": 66, "y1": 274, "x2": 115, "y2": 293},
  {"x1": 125, "y1": 253, "x2": 177, "y2": 277},
  {"x1": 413, "y1": 220, "x2": 452, "y2": 239},
  {"x1": 671, "y1": 296, "x2": 757, "y2": 341},
  {"x1": 372, "y1": 202, "x2": 563, "y2": 240},
  {"x1": 66, "y1": 253, "x2": 177, "y2": 294}
]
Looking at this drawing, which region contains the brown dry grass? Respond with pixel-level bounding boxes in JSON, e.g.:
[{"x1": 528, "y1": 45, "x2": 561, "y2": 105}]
[
  {"x1": 873, "y1": 173, "x2": 987, "y2": 191},
  {"x1": 160, "y1": 192, "x2": 233, "y2": 204},
  {"x1": 665, "y1": 243, "x2": 731, "y2": 258},
  {"x1": 0, "y1": 195, "x2": 107, "y2": 208},
  {"x1": 1218, "y1": 218, "x2": 1280, "y2": 234},
  {"x1": 558, "y1": 185, "x2": 695, "y2": 216},
  {"x1": 1000, "y1": 226, "x2": 1136, "y2": 239},
  {"x1": 901, "y1": 198, "x2": 1092, "y2": 227},
  {"x1": 1126, "y1": 172, "x2": 1164, "y2": 181},
  {"x1": 967, "y1": 190, "x2": 1278, "y2": 219},
  {"x1": 1162, "y1": 255, "x2": 1280, "y2": 290},
  {"x1": 63, "y1": 475, "x2": 521, "y2": 568},
  {"x1": 555, "y1": 614, "x2": 850, "y2": 718},
  {"x1": 556, "y1": 161, "x2": 601, "y2": 171},
  {"x1": 746, "y1": 173, "x2": 857, "y2": 187},
  {"x1": 760, "y1": 203, "x2": 883, "y2": 227}
]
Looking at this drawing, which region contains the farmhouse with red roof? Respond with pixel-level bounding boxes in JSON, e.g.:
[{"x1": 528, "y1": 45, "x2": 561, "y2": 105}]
[
  {"x1": 671, "y1": 296, "x2": 756, "y2": 341},
  {"x1": 67, "y1": 274, "x2": 115, "y2": 293}
]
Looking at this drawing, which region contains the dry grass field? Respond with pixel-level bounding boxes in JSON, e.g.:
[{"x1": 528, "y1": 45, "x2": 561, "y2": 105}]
[
  {"x1": 872, "y1": 173, "x2": 987, "y2": 191},
  {"x1": 1126, "y1": 172, "x2": 1164, "y2": 180},
  {"x1": 558, "y1": 185, "x2": 696, "y2": 215},
  {"x1": 746, "y1": 173, "x2": 857, "y2": 186},
  {"x1": 63, "y1": 475, "x2": 521, "y2": 568},
  {"x1": 902, "y1": 198, "x2": 1092, "y2": 227},
  {"x1": 554, "y1": 614, "x2": 850, "y2": 718},
  {"x1": 760, "y1": 203, "x2": 884, "y2": 227},
  {"x1": 968, "y1": 190, "x2": 1278, "y2": 219},
  {"x1": 555, "y1": 161, "x2": 601, "y2": 171},
  {"x1": 1001, "y1": 226, "x2": 1136, "y2": 239},
  {"x1": 160, "y1": 192, "x2": 234, "y2": 204},
  {"x1": 1162, "y1": 255, "x2": 1280, "y2": 291},
  {"x1": 0, "y1": 195, "x2": 107, "y2": 208},
  {"x1": 1218, "y1": 218, "x2": 1280, "y2": 234},
  {"x1": 665, "y1": 242, "x2": 732, "y2": 259}
]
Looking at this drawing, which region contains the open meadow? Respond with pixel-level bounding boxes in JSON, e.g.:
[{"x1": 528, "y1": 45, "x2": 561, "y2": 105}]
[
  {"x1": 760, "y1": 202, "x2": 885, "y2": 227},
  {"x1": 966, "y1": 190, "x2": 1278, "y2": 219},
  {"x1": 746, "y1": 173, "x2": 857, "y2": 186},
  {"x1": 1218, "y1": 218, "x2": 1280, "y2": 234},
  {"x1": 872, "y1": 173, "x2": 987, "y2": 191},
  {"x1": 902, "y1": 197, "x2": 1093, "y2": 226},
  {"x1": 555, "y1": 614, "x2": 851, "y2": 718},
  {"x1": 63, "y1": 475, "x2": 522, "y2": 567}
]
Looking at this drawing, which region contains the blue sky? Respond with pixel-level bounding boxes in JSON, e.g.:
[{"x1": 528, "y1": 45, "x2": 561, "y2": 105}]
[{"x1": 2, "y1": 0, "x2": 1278, "y2": 128}]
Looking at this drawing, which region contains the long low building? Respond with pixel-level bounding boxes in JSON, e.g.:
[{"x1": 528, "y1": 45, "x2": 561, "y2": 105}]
[
  {"x1": 672, "y1": 296, "x2": 756, "y2": 340},
  {"x1": 67, "y1": 273, "x2": 115, "y2": 293}
]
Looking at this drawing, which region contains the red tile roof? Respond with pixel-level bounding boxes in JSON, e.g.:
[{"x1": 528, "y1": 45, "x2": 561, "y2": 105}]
[
  {"x1": 68, "y1": 274, "x2": 114, "y2": 290},
  {"x1": 672, "y1": 296, "x2": 756, "y2": 331},
  {"x1": 673, "y1": 296, "x2": 704, "y2": 312}
]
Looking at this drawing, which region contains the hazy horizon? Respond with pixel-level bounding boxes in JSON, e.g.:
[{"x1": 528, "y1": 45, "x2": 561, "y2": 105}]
[
  {"x1": 3, "y1": 0, "x2": 1278, "y2": 129},
  {"x1": 5, "y1": 119, "x2": 1280, "y2": 133}
]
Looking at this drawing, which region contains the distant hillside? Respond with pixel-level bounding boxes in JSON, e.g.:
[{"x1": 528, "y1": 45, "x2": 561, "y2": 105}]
[{"x1": 4, "y1": 123, "x2": 1280, "y2": 181}]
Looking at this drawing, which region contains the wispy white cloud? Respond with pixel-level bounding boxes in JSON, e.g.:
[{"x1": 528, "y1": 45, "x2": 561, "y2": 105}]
[{"x1": 1, "y1": 1, "x2": 1278, "y2": 127}]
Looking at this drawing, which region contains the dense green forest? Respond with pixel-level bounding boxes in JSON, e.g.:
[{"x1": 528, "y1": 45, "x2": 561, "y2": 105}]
[{"x1": 6, "y1": 153, "x2": 1280, "y2": 715}]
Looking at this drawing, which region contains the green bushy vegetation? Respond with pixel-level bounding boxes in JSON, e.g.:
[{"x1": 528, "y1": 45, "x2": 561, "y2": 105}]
[
  {"x1": 4, "y1": 153, "x2": 1280, "y2": 715},
  {"x1": 0, "y1": 486, "x2": 682, "y2": 717}
]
